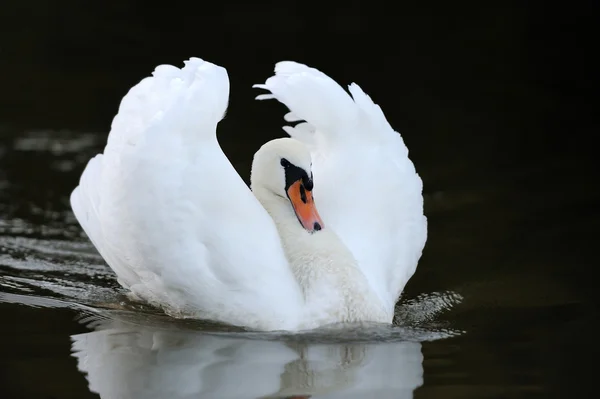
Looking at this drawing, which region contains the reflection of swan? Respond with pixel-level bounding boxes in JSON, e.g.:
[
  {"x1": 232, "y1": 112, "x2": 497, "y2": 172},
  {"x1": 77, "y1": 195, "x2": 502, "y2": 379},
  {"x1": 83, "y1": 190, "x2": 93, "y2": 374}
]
[
  {"x1": 71, "y1": 316, "x2": 425, "y2": 399},
  {"x1": 70, "y1": 57, "x2": 427, "y2": 330}
]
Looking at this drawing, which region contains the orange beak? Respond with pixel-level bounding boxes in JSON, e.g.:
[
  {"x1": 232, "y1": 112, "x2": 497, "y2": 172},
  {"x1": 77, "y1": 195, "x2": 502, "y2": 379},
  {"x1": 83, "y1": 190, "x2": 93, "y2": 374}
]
[{"x1": 286, "y1": 180, "x2": 324, "y2": 233}]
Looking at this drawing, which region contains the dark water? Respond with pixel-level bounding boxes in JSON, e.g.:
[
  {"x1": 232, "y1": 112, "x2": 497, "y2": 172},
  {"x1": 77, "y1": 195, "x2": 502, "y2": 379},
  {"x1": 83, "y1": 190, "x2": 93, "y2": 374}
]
[{"x1": 1, "y1": 2, "x2": 596, "y2": 398}]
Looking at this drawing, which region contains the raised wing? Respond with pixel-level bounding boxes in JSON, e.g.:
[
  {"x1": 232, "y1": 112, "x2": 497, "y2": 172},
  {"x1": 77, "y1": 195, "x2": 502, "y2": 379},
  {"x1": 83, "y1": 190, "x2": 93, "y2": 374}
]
[
  {"x1": 71, "y1": 58, "x2": 304, "y2": 330},
  {"x1": 254, "y1": 62, "x2": 427, "y2": 315}
]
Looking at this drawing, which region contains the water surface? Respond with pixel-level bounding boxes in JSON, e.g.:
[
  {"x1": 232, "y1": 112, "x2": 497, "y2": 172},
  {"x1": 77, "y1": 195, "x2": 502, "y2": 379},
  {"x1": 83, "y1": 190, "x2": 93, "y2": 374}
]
[
  {"x1": 0, "y1": 3, "x2": 596, "y2": 395},
  {"x1": 1, "y1": 126, "x2": 596, "y2": 398}
]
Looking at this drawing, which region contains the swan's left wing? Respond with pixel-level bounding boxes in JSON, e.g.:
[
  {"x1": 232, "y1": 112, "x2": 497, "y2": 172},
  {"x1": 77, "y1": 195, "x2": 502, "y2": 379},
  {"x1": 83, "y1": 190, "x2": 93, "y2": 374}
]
[
  {"x1": 71, "y1": 58, "x2": 304, "y2": 330},
  {"x1": 254, "y1": 62, "x2": 427, "y2": 315}
]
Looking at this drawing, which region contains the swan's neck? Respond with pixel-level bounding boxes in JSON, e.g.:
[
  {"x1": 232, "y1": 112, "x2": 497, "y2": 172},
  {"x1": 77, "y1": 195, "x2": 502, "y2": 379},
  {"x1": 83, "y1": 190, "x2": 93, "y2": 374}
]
[{"x1": 253, "y1": 188, "x2": 388, "y2": 327}]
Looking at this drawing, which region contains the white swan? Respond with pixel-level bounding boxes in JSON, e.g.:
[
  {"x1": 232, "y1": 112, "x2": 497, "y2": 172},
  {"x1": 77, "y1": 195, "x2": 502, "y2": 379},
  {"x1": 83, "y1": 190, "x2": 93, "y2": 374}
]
[{"x1": 70, "y1": 57, "x2": 427, "y2": 331}]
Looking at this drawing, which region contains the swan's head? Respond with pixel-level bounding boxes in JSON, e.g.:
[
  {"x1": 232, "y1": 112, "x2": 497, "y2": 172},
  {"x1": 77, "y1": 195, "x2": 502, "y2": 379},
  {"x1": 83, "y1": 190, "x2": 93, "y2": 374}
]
[{"x1": 251, "y1": 138, "x2": 324, "y2": 233}]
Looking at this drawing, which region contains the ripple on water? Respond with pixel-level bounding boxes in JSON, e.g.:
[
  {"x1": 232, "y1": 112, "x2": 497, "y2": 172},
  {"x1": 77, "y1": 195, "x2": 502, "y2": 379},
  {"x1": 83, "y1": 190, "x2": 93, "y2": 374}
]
[
  {"x1": 0, "y1": 233, "x2": 126, "y2": 306},
  {"x1": 1, "y1": 128, "x2": 464, "y2": 341},
  {"x1": 12, "y1": 129, "x2": 102, "y2": 156},
  {"x1": 0, "y1": 222, "x2": 464, "y2": 338}
]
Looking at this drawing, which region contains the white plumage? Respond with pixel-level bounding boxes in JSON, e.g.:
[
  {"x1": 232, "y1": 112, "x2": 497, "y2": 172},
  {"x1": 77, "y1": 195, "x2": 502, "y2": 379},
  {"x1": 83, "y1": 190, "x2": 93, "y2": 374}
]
[
  {"x1": 71, "y1": 57, "x2": 427, "y2": 331},
  {"x1": 255, "y1": 62, "x2": 427, "y2": 315}
]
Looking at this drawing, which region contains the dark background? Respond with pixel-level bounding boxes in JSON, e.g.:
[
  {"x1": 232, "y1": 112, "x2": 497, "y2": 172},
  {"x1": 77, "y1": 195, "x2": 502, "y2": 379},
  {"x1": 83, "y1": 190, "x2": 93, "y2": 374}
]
[
  {"x1": 0, "y1": 1, "x2": 597, "y2": 397},
  {"x1": 2, "y1": 0, "x2": 596, "y2": 293}
]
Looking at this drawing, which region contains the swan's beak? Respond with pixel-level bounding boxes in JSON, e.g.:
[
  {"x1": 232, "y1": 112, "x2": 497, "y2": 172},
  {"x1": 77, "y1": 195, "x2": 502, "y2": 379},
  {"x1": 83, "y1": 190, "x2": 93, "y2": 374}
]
[{"x1": 287, "y1": 180, "x2": 324, "y2": 233}]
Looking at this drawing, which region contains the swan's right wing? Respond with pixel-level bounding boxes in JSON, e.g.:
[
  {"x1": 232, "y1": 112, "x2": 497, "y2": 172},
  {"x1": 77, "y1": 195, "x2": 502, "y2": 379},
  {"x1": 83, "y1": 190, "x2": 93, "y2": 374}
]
[
  {"x1": 70, "y1": 58, "x2": 304, "y2": 330},
  {"x1": 254, "y1": 62, "x2": 427, "y2": 316}
]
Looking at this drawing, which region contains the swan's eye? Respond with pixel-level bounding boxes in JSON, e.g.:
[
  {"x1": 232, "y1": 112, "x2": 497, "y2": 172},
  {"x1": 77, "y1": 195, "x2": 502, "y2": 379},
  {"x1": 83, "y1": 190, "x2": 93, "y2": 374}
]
[
  {"x1": 303, "y1": 176, "x2": 313, "y2": 191},
  {"x1": 280, "y1": 158, "x2": 291, "y2": 168}
]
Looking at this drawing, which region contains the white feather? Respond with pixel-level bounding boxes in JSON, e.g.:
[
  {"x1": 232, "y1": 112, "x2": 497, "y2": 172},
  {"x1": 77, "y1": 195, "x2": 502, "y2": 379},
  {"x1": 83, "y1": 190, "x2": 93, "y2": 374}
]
[
  {"x1": 254, "y1": 61, "x2": 427, "y2": 316},
  {"x1": 71, "y1": 57, "x2": 427, "y2": 331},
  {"x1": 71, "y1": 58, "x2": 305, "y2": 330}
]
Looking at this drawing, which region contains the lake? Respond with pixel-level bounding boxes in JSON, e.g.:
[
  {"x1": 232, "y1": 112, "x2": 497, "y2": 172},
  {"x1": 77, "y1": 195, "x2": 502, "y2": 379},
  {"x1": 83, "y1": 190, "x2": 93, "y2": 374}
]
[{"x1": 0, "y1": 2, "x2": 595, "y2": 397}]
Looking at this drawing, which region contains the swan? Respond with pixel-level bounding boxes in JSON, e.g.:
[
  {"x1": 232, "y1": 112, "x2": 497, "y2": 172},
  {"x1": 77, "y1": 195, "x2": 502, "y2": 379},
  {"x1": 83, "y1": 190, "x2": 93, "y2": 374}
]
[{"x1": 70, "y1": 57, "x2": 427, "y2": 331}]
